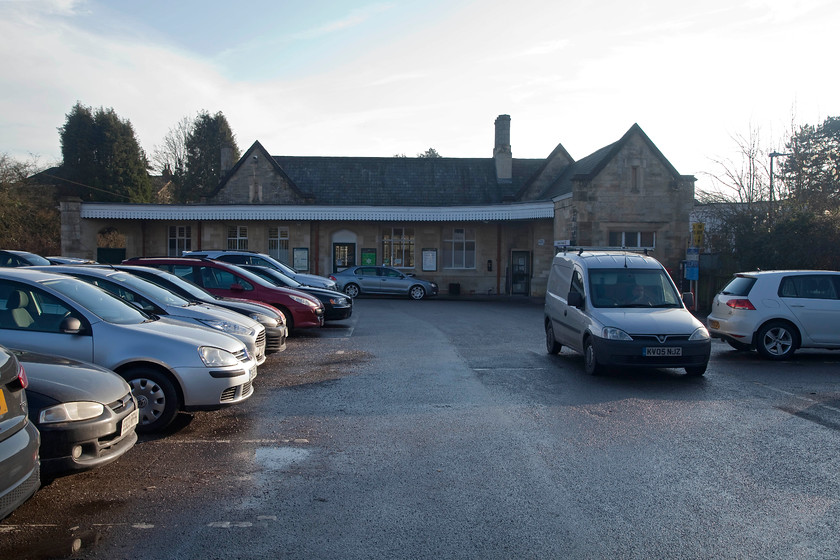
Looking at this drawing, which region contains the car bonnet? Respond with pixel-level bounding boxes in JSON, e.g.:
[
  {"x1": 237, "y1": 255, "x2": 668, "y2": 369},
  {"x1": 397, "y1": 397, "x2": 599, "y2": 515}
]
[{"x1": 16, "y1": 350, "x2": 130, "y2": 404}]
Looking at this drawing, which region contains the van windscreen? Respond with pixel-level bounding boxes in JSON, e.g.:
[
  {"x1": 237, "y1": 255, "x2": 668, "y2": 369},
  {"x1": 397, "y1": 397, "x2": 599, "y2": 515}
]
[{"x1": 588, "y1": 269, "x2": 682, "y2": 308}]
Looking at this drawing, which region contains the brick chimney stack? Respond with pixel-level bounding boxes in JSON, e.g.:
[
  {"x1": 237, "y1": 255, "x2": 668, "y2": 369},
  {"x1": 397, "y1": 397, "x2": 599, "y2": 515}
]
[{"x1": 493, "y1": 114, "x2": 512, "y2": 183}]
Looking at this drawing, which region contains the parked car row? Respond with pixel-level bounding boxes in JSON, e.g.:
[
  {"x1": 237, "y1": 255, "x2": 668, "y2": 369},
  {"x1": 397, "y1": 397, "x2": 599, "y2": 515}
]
[{"x1": 0, "y1": 250, "x2": 346, "y2": 520}]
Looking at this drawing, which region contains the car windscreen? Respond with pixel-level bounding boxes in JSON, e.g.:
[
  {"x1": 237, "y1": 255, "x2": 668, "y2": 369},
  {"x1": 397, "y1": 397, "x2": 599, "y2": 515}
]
[
  {"x1": 109, "y1": 272, "x2": 191, "y2": 307},
  {"x1": 43, "y1": 277, "x2": 152, "y2": 324},
  {"x1": 588, "y1": 268, "x2": 682, "y2": 308},
  {"x1": 244, "y1": 266, "x2": 300, "y2": 288},
  {"x1": 131, "y1": 269, "x2": 215, "y2": 301},
  {"x1": 719, "y1": 276, "x2": 756, "y2": 296}
]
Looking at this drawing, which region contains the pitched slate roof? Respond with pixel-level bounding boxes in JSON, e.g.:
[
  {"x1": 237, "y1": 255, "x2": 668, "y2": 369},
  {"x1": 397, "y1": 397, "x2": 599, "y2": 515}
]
[
  {"x1": 537, "y1": 123, "x2": 688, "y2": 199},
  {"x1": 268, "y1": 155, "x2": 547, "y2": 206}
]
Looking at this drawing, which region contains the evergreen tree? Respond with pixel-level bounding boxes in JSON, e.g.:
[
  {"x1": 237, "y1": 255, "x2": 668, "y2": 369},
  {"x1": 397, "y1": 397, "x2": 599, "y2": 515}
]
[
  {"x1": 59, "y1": 102, "x2": 153, "y2": 202},
  {"x1": 780, "y1": 116, "x2": 840, "y2": 212},
  {"x1": 180, "y1": 111, "x2": 239, "y2": 202}
]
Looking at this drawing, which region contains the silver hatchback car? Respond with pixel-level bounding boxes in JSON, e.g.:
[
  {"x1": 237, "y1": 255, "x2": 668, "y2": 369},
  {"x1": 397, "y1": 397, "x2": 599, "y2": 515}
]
[
  {"x1": 0, "y1": 268, "x2": 258, "y2": 432},
  {"x1": 34, "y1": 265, "x2": 267, "y2": 366}
]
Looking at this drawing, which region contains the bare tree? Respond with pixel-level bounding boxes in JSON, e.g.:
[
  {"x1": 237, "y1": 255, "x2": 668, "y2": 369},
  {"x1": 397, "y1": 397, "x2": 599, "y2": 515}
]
[
  {"x1": 151, "y1": 115, "x2": 193, "y2": 176},
  {"x1": 698, "y1": 124, "x2": 769, "y2": 206}
]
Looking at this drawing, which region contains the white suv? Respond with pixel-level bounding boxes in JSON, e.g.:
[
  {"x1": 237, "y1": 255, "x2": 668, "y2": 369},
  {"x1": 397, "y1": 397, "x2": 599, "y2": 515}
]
[{"x1": 707, "y1": 270, "x2": 840, "y2": 360}]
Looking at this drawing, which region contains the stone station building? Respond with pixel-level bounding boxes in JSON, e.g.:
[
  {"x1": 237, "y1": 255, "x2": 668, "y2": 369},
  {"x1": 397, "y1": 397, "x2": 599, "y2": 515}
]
[{"x1": 60, "y1": 115, "x2": 696, "y2": 297}]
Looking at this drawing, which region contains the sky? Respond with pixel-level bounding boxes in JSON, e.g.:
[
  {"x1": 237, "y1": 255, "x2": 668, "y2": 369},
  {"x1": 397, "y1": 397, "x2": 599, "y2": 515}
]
[{"x1": 2, "y1": 0, "x2": 839, "y2": 195}]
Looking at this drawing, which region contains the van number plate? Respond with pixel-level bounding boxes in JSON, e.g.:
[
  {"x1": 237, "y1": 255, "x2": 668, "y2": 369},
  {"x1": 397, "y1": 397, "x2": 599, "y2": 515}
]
[{"x1": 644, "y1": 347, "x2": 682, "y2": 357}]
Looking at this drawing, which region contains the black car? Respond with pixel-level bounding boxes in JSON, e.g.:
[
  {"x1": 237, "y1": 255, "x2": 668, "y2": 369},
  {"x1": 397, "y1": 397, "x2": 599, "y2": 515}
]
[
  {"x1": 112, "y1": 264, "x2": 287, "y2": 353},
  {"x1": 0, "y1": 346, "x2": 40, "y2": 520},
  {"x1": 241, "y1": 265, "x2": 353, "y2": 321},
  {"x1": 17, "y1": 350, "x2": 138, "y2": 477}
]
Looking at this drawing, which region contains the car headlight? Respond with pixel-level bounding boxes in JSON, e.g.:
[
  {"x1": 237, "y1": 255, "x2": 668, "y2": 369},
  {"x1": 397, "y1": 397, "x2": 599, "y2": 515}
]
[
  {"x1": 249, "y1": 312, "x2": 278, "y2": 328},
  {"x1": 39, "y1": 401, "x2": 104, "y2": 423},
  {"x1": 198, "y1": 318, "x2": 254, "y2": 336},
  {"x1": 328, "y1": 296, "x2": 349, "y2": 306},
  {"x1": 289, "y1": 294, "x2": 318, "y2": 308},
  {"x1": 199, "y1": 346, "x2": 241, "y2": 367},
  {"x1": 601, "y1": 327, "x2": 633, "y2": 341},
  {"x1": 690, "y1": 326, "x2": 711, "y2": 341}
]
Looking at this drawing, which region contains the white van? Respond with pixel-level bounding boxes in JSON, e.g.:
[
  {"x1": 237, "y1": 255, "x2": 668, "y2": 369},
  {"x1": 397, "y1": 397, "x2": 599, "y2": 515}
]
[{"x1": 544, "y1": 249, "x2": 711, "y2": 376}]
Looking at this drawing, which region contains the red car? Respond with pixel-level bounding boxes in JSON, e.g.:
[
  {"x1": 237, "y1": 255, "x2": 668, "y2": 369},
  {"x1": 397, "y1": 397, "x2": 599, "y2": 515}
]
[{"x1": 121, "y1": 257, "x2": 324, "y2": 332}]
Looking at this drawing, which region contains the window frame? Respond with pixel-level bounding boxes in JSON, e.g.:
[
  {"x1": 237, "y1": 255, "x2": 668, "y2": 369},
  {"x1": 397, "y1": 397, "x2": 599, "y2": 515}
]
[
  {"x1": 442, "y1": 226, "x2": 476, "y2": 270},
  {"x1": 382, "y1": 227, "x2": 414, "y2": 269}
]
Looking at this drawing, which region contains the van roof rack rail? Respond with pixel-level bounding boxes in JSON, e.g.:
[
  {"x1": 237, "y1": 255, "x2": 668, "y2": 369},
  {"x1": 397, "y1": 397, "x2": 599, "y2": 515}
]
[{"x1": 555, "y1": 246, "x2": 652, "y2": 256}]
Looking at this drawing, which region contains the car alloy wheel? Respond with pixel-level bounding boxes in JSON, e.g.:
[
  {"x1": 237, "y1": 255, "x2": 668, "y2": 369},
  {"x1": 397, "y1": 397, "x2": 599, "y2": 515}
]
[
  {"x1": 409, "y1": 286, "x2": 426, "y2": 300},
  {"x1": 344, "y1": 284, "x2": 360, "y2": 298},
  {"x1": 756, "y1": 321, "x2": 797, "y2": 360}
]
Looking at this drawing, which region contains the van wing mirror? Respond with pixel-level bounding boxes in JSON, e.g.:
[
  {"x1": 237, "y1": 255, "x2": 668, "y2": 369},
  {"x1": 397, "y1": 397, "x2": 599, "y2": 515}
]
[
  {"x1": 682, "y1": 292, "x2": 695, "y2": 308},
  {"x1": 567, "y1": 291, "x2": 584, "y2": 308}
]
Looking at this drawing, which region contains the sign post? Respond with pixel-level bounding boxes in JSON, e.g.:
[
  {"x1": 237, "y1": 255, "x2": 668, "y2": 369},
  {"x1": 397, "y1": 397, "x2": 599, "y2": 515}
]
[{"x1": 685, "y1": 246, "x2": 700, "y2": 311}]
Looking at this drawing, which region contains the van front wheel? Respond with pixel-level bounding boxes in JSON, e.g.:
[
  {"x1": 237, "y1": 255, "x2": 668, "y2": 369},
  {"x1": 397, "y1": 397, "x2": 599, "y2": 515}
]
[
  {"x1": 545, "y1": 322, "x2": 562, "y2": 354},
  {"x1": 584, "y1": 338, "x2": 602, "y2": 376}
]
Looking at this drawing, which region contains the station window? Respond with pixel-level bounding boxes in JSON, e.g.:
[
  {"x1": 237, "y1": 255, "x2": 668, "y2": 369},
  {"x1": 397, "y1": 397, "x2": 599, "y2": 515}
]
[
  {"x1": 609, "y1": 231, "x2": 655, "y2": 248},
  {"x1": 382, "y1": 227, "x2": 414, "y2": 268},
  {"x1": 168, "y1": 225, "x2": 192, "y2": 256},
  {"x1": 227, "y1": 226, "x2": 248, "y2": 250},
  {"x1": 443, "y1": 227, "x2": 476, "y2": 269},
  {"x1": 268, "y1": 226, "x2": 290, "y2": 264}
]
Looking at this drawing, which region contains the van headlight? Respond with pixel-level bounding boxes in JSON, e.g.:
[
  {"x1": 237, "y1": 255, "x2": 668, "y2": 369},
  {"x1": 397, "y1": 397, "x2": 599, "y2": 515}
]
[
  {"x1": 602, "y1": 327, "x2": 633, "y2": 341},
  {"x1": 39, "y1": 401, "x2": 104, "y2": 423},
  {"x1": 198, "y1": 318, "x2": 254, "y2": 336},
  {"x1": 690, "y1": 327, "x2": 711, "y2": 341},
  {"x1": 199, "y1": 347, "x2": 240, "y2": 367}
]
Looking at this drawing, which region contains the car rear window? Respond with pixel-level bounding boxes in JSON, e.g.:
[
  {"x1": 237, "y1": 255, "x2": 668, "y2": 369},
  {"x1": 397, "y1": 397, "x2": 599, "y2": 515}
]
[{"x1": 720, "y1": 276, "x2": 756, "y2": 296}]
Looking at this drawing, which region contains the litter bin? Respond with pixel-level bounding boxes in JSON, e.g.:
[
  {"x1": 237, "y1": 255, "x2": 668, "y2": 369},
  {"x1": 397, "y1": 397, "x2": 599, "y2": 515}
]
[{"x1": 448, "y1": 283, "x2": 461, "y2": 296}]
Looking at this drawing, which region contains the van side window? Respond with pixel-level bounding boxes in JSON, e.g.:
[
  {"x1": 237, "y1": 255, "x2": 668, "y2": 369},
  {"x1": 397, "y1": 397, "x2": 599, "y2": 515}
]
[{"x1": 571, "y1": 270, "x2": 584, "y2": 297}]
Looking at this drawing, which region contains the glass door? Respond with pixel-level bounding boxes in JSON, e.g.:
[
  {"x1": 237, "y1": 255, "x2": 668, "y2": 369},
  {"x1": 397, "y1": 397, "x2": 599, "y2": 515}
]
[{"x1": 333, "y1": 243, "x2": 356, "y2": 273}]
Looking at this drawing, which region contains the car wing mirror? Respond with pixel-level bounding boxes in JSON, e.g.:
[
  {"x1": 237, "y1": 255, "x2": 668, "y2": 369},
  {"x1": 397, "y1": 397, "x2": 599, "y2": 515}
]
[
  {"x1": 567, "y1": 291, "x2": 584, "y2": 308},
  {"x1": 682, "y1": 292, "x2": 695, "y2": 308},
  {"x1": 60, "y1": 316, "x2": 83, "y2": 334}
]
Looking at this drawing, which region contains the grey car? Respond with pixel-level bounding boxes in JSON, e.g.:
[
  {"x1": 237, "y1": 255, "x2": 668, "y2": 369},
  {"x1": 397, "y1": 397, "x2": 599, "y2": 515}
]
[
  {"x1": 183, "y1": 250, "x2": 337, "y2": 290},
  {"x1": 0, "y1": 268, "x2": 258, "y2": 433},
  {"x1": 33, "y1": 265, "x2": 267, "y2": 366},
  {"x1": 328, "y1": 266, "x2": 439, "y2": 300},
  {"x1": 0, "y1": 345, "x2": 40, "y2": 520},
  {"x1": 18, "y1": 349, "x2": 138, "y2": 477}
]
